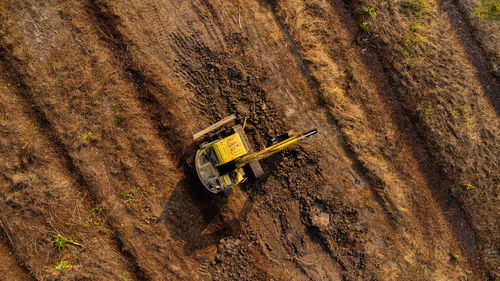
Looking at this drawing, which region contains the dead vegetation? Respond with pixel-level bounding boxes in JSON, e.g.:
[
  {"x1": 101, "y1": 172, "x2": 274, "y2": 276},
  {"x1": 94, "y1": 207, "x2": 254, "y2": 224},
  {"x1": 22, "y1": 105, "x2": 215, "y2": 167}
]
[
  {"x1": 347, "y1": 0, "x2": 500, "y2": 278},
  {"x1": 268, "y1": 0, "x2": 489, "y2": 280},
  {"x1": 466, "y1": 0, "x2": 500, "y2": 62},
  {"x1": 0, "y1": 75, "x2": 133, "y2": 279}
]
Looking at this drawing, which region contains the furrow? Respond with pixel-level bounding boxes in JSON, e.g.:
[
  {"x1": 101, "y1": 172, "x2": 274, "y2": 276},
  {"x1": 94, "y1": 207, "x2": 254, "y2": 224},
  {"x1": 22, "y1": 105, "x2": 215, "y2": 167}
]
[
  {"x1": 267, "y1": 0, "x2": 402, "y2": 227},
  {"x1": 336, "y1": 0, "x2": 480, "y2": 266},
  {"x1": 267, "y1": 0, "x2": 487, "y2": 279},
  {"x1": 0, "y1": 221, "x2": 36, "y2": 281},
  {"x1": 340, "y1": 0, "x2": 499, "y2": 278},
  {"x1": 266, "y1": 8, "x2": 399, "y2": 226},
  {"x1": 0, "y1": 7, "x2": 151, "y2": 280},
  {"x1": 0, "y1": 50, "x2": 144, "y2": 281},
  {"x1": 0, "y1": 46, "x2": 100, "y2": 206},
  {"x1": 439, "y1": 0, "x2": 500, "y2": 114},
  {"x1": 85, "y1": 0, "x2": 189, "y2": 158}
]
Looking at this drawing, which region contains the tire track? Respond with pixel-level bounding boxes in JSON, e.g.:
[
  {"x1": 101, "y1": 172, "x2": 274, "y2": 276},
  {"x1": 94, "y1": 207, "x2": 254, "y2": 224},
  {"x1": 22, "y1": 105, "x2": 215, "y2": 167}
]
[
  {"x1": 0, "y1": 28, "x2": 148, "y2": 281},
  {"x1": 439, "y1": 0, "x2": 500, "y2": 115}
]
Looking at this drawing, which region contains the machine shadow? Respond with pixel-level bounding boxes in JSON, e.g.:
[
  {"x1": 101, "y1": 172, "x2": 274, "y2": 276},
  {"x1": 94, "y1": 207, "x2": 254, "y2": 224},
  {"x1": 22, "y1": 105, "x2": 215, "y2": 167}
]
[{"x1": 160, "y1": 152, "x2": 259, "y2": 256}]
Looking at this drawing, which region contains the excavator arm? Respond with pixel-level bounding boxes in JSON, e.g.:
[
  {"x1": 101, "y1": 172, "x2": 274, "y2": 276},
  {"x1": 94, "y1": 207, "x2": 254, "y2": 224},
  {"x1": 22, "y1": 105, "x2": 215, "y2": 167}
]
[{"x1": 235, "y1": 129, "x2": 317, "y2": 168}]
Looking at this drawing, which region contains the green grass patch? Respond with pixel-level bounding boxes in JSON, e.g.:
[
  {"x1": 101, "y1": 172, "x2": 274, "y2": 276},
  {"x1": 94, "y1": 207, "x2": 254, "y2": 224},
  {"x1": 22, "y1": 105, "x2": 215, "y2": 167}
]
[
  {"x1": 54, "y1": 234, "x2": 76, "y2": 250},
  {"x1": 457, "y1": 106, "x2": 472, "y2": 125},
  {"x1": 229, "y1": 6, "x2": 242, "y2": 15},
  {"x1": 81, "y1": 131, "x2": 93, "y2": 144},
  {"x1": 55, "y1": 260, "x2": 70, "y2": 272},
  {"x1": 475, "y1": 0, "x2": 500, "y2": 23},
  {"x1": 401, "y1": 0, "x2": 429, "y2": 16},
  {"x1": 421, "y1": 108, "x2": 431, "y2": 118},
  {"x1": 121, "y1": 192, "x2": 134, "y2": 202},
  {"x1": 364, "y1": 7, "x2": 377, "y2": 18},
  {"x1": 398, "y1": 30, "x2": 426, "y2": 60},
  {"x1": 54, "y1": 235, "x2": 67, "y2": 250},
  {"x1": 120, "y1": 272, "x2": 130, "y2": 281}
]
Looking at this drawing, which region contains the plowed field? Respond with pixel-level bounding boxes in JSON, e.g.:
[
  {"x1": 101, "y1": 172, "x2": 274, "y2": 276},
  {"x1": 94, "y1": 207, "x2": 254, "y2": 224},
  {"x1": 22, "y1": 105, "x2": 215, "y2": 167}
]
[{"x1": 0, "y1": 0, "x2": 498, "y2": 280}]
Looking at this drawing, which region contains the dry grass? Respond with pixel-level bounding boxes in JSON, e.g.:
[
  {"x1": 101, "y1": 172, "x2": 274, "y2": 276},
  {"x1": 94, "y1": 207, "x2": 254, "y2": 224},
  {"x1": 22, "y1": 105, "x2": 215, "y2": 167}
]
[
  {"x1": 271, "y1": 0, "x2": 499, "y2": 279},
  {"x1": 275, "y1": 0, "x2": 375, "y2": 153},
  {"x1": 456, "y1": 0, "x2": 500, "y2": 79},
  {"x1": 0, "y1": 1, "x2": 183, "y2": 279},
  {"x1": 356, "y1": 0, "x2": 500, "y2": 277},
  {"x1": 279, "y1": 0, "x2": 345, "y2": 99},
  {"x1": 271, "y1": 0, "x2": 473, "y2": 279},
  {"x1": 1, "y1": 0, "x2": 498, "y2": 279}
]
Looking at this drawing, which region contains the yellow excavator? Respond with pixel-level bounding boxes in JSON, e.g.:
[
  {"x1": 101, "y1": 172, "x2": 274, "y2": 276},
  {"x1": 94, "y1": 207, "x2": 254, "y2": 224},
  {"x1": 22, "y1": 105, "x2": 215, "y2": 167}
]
[{"x1": 193, "y1": 115, "x2": 317, "y2": 193}]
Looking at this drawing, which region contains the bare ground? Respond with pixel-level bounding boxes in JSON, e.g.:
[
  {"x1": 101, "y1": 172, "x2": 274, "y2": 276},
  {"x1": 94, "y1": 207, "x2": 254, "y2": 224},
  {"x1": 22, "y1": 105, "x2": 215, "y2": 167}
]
[{"x1": 0, "y1": 0, "x2": 498, "y2": 280}]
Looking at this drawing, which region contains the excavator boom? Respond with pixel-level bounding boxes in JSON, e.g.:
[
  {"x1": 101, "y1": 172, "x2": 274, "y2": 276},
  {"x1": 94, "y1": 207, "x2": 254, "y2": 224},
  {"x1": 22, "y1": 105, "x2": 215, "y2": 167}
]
[{"x1": 235, "y1": 129, "x2": 317, "y2": 168}]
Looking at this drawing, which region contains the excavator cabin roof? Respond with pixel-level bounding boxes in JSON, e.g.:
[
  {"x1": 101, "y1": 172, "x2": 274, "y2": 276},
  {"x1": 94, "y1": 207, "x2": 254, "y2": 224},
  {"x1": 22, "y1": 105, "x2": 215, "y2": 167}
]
[{"x1": 207, "y1": 133, "x2": 248, "y2": 166}]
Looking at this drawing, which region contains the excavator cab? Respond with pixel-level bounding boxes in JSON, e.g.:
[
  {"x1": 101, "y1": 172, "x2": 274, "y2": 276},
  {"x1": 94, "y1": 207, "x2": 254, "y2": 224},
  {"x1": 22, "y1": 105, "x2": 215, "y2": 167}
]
[
  {"x1": 195, "y1": 132, "x2": 248, "y2": 193},
  {"x1": 193, "y1": 115, "x2": 316, "y2": 193}
]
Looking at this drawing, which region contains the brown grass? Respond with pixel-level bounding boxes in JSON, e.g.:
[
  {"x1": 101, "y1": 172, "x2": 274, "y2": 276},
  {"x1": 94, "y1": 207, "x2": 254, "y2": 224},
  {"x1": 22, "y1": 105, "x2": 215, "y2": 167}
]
[
  {"x1": 0, "y1": 0, "x2": 188, "y2": 279},
  {"x1": 271, "y1": 0, "x2": 499, "y2": 279},
  {"x1": 456, "y1": 0, "x2": 500, "y2": 79},
  {"x1": 1, "y1": 0, "x2": 498, "y2": 279},
  {"x1": 353, "y1": 0, "x2": 500, "y2": 278},
  {"x1": 269, "y1": 0, "x2": 478, "y2": 280}
]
